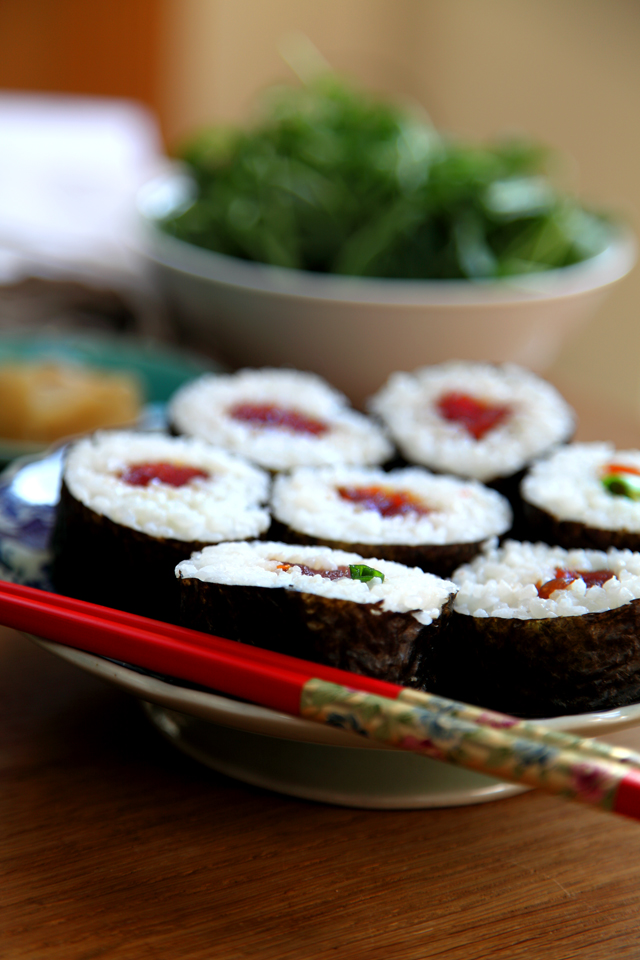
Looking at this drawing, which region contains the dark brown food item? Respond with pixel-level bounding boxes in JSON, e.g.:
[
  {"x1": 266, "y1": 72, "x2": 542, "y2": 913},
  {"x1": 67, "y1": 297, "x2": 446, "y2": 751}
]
[
  {"x1": 178, "y1": 575, "x2": 454, "y2": 690},
  {"x1": 488, "y1": 468, "x2": 529, "y2": 540},
  {"x1": 523, "y1": 500, "x2": 640, "y2": 552},
  {"x1": 442, "y1": 603, "x2": 640, "y2": 718},
  {"x1": 267, "y1": 518, "x2": 485, "y2": 579},
  {"x1": 51, "y1": 480, "x2": 210, "y2": 622}
]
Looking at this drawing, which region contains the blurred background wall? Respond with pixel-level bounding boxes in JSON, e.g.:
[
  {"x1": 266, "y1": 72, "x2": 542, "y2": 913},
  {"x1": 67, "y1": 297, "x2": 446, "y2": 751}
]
[
  {"x1": 0, "y1": 0, "x2": 161, "y2": 106},
  {"x1": 1, "y1": 0, "x2": 639, "y2": 421}
]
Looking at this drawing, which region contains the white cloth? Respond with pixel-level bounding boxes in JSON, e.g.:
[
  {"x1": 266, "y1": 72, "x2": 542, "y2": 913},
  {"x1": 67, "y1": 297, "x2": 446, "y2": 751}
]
[{"x1": 0, "y1": 94, "x2": 167, "y2": 298}]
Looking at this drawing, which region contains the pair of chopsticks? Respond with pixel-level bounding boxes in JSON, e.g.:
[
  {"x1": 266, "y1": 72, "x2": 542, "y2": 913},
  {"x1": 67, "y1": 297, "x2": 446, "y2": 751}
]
[{"x1": 2, "y1": 577, "x2": 640, "y2": 821}]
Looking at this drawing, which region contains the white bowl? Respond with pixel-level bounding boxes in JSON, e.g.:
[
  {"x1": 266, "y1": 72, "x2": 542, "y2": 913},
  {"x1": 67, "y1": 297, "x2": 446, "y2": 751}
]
[{"x1": 138, "y1": 172, "x2": 636, "y2": 407}]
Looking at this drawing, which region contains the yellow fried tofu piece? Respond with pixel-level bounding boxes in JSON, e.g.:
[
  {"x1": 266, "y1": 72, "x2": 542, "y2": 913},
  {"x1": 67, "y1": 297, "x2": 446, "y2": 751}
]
[{"x1": 0, "y1": 363, "x2": 143, "y2": 441}]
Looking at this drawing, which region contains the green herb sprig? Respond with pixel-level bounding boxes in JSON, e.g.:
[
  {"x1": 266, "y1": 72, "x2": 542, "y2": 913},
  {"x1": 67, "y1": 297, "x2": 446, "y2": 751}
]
[
  {"x1": 349, "y1": 564, "x2": 385, "y2": 584},
  {"x1": 602, "y1": 474, "x2": 640, "y2": 501},
  {"x1": 164, "y1": 76, "x2": 612, "y2": 280}
]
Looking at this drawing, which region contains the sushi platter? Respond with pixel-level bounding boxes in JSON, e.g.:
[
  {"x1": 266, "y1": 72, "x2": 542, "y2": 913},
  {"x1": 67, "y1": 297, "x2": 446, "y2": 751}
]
[
  {"x1": 5, "y1": 360, "x2": 640, "y2": 808},
  {"x1": 0, "y1": 447, "x2": 538, "y2": 807}
]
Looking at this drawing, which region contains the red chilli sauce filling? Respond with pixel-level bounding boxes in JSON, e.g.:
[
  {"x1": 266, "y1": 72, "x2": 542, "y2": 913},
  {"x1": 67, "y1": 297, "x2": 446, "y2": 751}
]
[
  {"x1": 536, "y1": 568, "x2": 615, "y2": 600},
  {"x1": 229, "y1": 402, "x2": 328, "y2": 436},
  {"x1": 275, "y1": 562, "x2": 384, "y2": 584},
  {"x1": 120, "y1": 462, "x2": 210, "y2": 488},
  {"x1": 337, "y1": 485, "x2": 430, "y2": 518},
  {"x1": 436, "y1": 391, "x2": 512, "y2": 440},
  {"x1": 276, "y1": 562, "x2": 352, "y2": 581}
]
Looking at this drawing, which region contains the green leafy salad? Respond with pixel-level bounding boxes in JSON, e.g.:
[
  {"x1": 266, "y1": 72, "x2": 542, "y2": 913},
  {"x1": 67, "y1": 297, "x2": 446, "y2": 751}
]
[{"x1": 162, "y1": 77, "x2": 611, "y2": 280}]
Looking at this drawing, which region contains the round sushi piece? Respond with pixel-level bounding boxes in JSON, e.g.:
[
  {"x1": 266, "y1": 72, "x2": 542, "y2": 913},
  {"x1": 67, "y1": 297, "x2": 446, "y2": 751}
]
[
  {"x1": 51, "y1": 430, "x2": 271, "y2": 621},
  {"x1": 270, "y1": 466, "x2": 512, "y2": 577},
  {"x1": 168, "y1": 368, "x2": 393, "y2": 472},
  {"x1": 446, "y1": 539, "x2": 640, "y2": 717},
  {"x1": 176, "y1": 541, "x2": 457, "y2": 689},
  {"x1": 369, "y1": 361, "x2": 575, "y2": 484},
  {"x1": 522, "y1": 442, "x2": 640, "y2": 551}
]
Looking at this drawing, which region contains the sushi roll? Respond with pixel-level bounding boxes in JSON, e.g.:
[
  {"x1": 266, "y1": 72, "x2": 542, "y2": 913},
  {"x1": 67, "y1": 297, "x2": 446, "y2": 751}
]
[
  {"x1": 522, "y1": 442, "x2": 640, "y2": 551},
  {"x1": 52, "y1": 431, "x2": 270, "y2": 621},
  {"x1": 369, "y1": 361, "x2": 575, "y2": 485},
  {"x1": 270, "y1": 466, "x2": 512, "y2": 577},
  {"x1": 168, "y1": 368, "x2": 393, "y2": 472},
  {"x1": 447, "y1": 539, "x2": 640, "y2": 717},
  {"x1": 176, "y1": 541, "x2": 457, "y2": 688}
]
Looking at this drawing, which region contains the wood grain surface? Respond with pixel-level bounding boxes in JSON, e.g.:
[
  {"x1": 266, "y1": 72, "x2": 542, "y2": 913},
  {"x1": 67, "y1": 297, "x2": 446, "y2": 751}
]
[
  {"x1": 4, "y1": 388, "x2": 640, "y2": 960},
  {"x1": 3, "y1": 626, "x2": 640, "y2": 960}
]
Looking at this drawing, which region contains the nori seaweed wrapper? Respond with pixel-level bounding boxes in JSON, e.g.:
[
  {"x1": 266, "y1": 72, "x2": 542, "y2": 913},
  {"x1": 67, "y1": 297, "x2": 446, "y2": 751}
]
[
  {"x1": 51, "y1": 480, "x2": 210, "y2": 622},
  {"x1": 489, "y1": 449, "x2": 574, "y2": 540},
  {"x1": 523, "y1": 500, "x2": 640, "y2": 552},
  {"x1": 178, "y1": 575, "x2": 454, "y2": 690},
  {"x1": 488, "y1": 468, "x2": 528, "y2": 540},
  {"x1": 442, "y1": 603, "x2": 640, "y2": 718},
  {"x1": 268, "y1": 517, "x2": 485, "y2": 578}
]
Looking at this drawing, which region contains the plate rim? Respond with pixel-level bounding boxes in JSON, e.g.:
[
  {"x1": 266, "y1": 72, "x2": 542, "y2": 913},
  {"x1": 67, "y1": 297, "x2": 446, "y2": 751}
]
[
  {"x1": 30, "y1": 634, "x2": 640, "y2": 743},
  {"x1": 31, "y1": 635, "x2": 532, "y2": 808},
  {"x1": 143, "y1": 702, "x2": 528, "y2": 810}
]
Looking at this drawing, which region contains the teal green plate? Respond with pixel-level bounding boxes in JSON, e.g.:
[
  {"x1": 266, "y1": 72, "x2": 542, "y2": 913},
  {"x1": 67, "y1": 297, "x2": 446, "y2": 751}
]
[{"x1": 0, "y1": 332, "x2": 221, "y2": 463}]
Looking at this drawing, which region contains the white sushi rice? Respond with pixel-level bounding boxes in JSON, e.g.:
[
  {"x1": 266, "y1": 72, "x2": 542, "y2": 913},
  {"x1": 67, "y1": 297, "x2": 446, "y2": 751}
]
[
  {"x1": 369, "y1": 361, "x2": 574, "y2": 482},
  {"x1": 522, "y1": 442, "x2": 640, "y2": 531},
  {"x1": 176, "y1": 541, "x2": 457, "y2": 625},
  {"x1": 64, "y1": 431, "x2": 271, "y2": 542},
  {"x1": 169, "y1": 368, "x2": 393, "y2": 471},
  {"x1": 271, "y1": 466, "x2": 512, "y2": 545},
  {"x1": 453, "y1": 539, "x2": 640, "y2": 619}
]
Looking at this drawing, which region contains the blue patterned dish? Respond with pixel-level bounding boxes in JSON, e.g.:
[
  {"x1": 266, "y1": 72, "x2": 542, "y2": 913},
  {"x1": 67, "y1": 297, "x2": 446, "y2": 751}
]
[{"x1": 0, "y1": 449, "x2": 60, "y2": 587}]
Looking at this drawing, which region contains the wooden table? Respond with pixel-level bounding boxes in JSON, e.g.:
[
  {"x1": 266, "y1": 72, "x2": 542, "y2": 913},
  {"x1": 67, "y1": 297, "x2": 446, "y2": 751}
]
[
  {"x1": 4, "y1": 388, "x2": 640, "y2": 959},
  {"x1": 4, "y1": 628, "x2": 640, "y2": 960}
]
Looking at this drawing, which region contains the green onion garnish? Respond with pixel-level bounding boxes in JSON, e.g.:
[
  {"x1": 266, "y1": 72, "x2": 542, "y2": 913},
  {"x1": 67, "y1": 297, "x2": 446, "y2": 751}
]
[
  {"x1": 349, "y1": 564, "x2": 385, "y2": 584},
  {"x1": 602, "y1": 474, "x2": 640, "y2": 500}
]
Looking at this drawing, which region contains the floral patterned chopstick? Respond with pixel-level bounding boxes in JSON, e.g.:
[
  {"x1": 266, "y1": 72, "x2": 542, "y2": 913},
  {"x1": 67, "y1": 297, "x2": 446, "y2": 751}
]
[
  {"x1": 2, "y1": 578, "x2": 640, "y2": 821},
  {"x1": 300, "y1": 680, "x2": 640, "y2": 820}
]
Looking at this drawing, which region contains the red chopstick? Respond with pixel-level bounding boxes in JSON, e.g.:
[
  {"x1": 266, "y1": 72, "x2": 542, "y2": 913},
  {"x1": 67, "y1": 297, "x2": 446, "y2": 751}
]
[
  {"x1": 0, "y1": 579, "x2": 402, "y2": 712},
  {"x1": 4, "y1": 578, "x2": 640, "y2": 820}
]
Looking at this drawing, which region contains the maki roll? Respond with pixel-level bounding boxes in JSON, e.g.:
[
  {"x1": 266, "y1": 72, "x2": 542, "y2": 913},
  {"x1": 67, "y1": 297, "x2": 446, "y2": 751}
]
[
  {"x1": 52, "y1": 431, "x2": 270, "y2": 621},
  {"x1": 369, "y1": 361, "x2": 575, "y2": 485},
  {"x1": 176, "y1": 541, "x2": 456, "y2": 689},
  {"x1": 270, "y1": 465, "x2": 512, "y2": 577},
  {"x1": 168, "y1": 368, "x2": 393, "y2": 472},
  {"x1": 522, "y1": 442, "x2": 640, "y2": 551},
  {"x1": 447, "y1": 539, "x2": 640, "y2": 717}
]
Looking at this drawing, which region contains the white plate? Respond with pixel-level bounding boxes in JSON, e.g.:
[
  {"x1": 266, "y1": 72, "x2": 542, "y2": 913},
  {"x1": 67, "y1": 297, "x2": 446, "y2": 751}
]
[
  {"x1": 30, "y1": 635, "x2": 527, "y2": 808},
  {"x1": 30, "y1": 635, "x2": 640, "y2": 810},
  {"x1": 11, "y1": 451, "x2": 640, "y2": 809}
]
